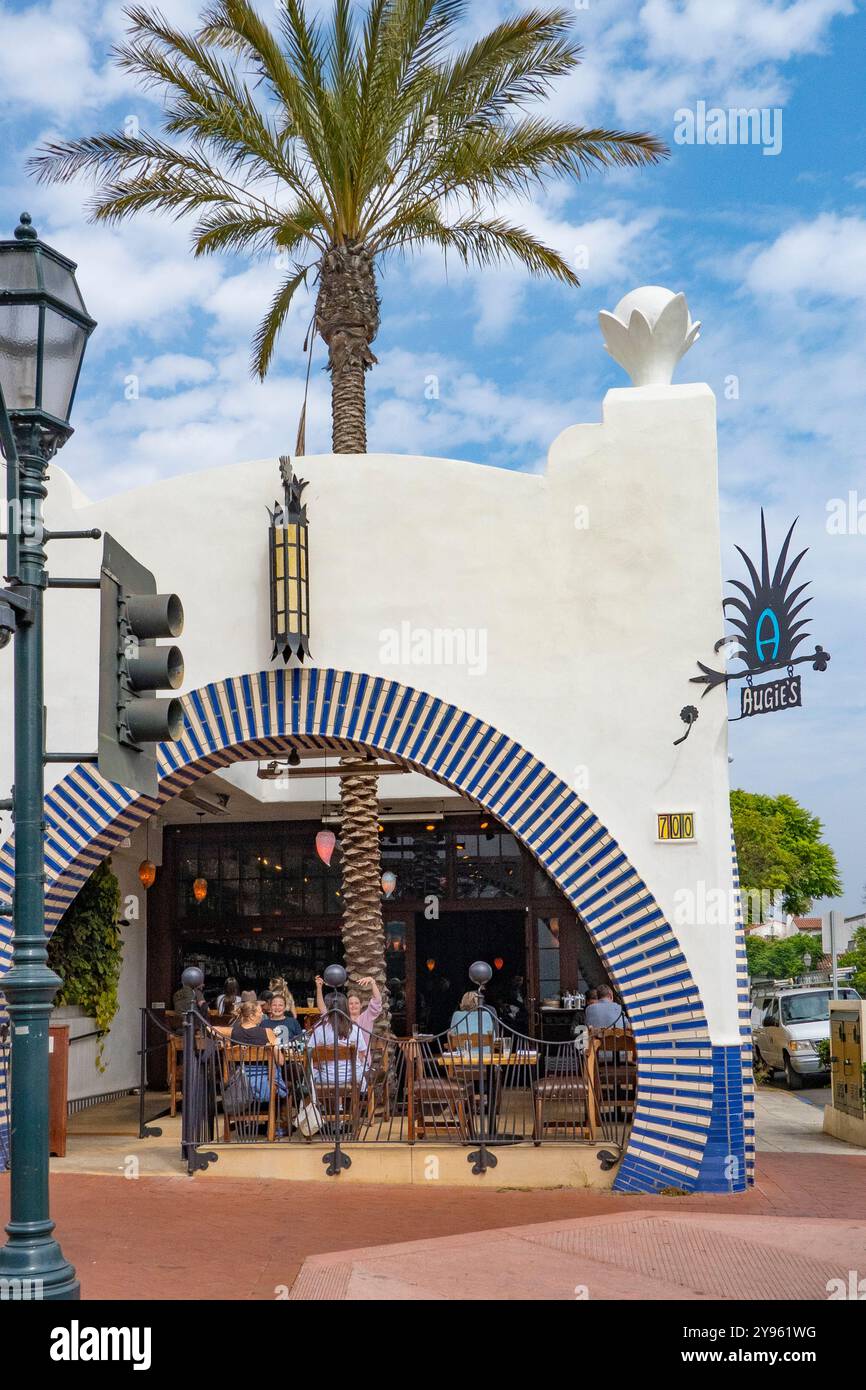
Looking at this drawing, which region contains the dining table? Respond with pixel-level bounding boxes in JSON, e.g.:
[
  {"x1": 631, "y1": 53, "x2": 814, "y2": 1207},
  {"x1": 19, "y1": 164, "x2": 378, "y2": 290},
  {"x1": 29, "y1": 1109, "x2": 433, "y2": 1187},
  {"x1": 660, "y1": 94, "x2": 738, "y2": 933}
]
[{"x1": 435, "y1": 1045, "x2": 539, "y2": 1141}]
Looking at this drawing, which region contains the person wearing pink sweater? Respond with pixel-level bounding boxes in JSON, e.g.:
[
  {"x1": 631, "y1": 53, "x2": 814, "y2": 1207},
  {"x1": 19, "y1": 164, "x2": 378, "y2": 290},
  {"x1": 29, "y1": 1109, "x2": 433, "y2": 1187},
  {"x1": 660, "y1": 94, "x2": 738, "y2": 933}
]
[{"x1": 314, "y1": 975, "x2": 383, "y2": 1057}]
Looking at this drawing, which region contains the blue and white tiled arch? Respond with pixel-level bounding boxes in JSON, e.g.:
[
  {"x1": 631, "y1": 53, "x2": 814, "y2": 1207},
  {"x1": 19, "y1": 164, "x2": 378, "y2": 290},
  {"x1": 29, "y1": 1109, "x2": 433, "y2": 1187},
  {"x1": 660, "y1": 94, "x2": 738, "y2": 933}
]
[{"x1": 0, "y1": 668, "x2": 747, "y2": 1193}]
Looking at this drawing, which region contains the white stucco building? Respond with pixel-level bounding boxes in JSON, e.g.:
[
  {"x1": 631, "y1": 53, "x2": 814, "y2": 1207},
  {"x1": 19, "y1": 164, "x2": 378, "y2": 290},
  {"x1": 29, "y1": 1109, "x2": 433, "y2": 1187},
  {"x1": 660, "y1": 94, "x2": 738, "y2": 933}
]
[{"x1": 0, "y1": 291, "x2": 753, "y2": 1194}]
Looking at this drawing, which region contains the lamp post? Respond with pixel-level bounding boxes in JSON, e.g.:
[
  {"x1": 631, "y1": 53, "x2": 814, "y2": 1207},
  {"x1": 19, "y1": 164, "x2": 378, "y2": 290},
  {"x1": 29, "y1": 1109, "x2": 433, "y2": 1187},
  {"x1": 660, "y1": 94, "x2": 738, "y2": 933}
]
[{"x1": 0, "y1": 212, "x2": 96, "y2": 1300}]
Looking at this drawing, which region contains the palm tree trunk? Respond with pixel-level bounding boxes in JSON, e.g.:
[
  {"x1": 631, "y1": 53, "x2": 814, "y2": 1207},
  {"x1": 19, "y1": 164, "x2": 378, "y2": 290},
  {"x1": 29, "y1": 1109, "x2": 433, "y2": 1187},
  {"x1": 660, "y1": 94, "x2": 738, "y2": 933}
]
[
  {"x1": 338, "y1": 763, "x2": 390, "y2": 1030},
  {"x1": 330, "y1": 359, "x2": 367, "y2": 453},
  {"x1": 316, "y1": 240, "x2": 380, "y2": 455},
  {"x1": 316, "y1": 241, "x2": 387, "y2": 1023}
]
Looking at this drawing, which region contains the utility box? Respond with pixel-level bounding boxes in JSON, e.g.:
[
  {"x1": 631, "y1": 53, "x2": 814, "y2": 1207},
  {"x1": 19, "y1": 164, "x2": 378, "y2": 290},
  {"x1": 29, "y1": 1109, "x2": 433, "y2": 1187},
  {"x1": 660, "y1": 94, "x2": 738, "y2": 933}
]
[
  {"x1": 823, "y1": 999, "x2": 866, "y2": 1148},
  {"x1": 829, "y1": 999, "x2": 865, "y2": 1119}
]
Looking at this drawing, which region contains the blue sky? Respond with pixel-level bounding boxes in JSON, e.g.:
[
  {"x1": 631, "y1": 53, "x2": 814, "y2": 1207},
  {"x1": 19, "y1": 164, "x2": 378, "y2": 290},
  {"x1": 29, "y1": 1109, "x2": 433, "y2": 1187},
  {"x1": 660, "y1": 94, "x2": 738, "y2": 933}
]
[{"x1": 1, "y1": 0, "x2": 864, "y2": 914}]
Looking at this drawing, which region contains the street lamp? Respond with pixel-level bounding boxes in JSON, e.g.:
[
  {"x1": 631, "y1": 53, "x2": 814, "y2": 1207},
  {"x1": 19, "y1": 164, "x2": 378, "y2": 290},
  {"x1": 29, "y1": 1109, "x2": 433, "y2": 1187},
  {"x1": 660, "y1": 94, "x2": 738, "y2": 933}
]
[{"x1": 0, "y1": 212, "x2": 96, "y2": 1301}]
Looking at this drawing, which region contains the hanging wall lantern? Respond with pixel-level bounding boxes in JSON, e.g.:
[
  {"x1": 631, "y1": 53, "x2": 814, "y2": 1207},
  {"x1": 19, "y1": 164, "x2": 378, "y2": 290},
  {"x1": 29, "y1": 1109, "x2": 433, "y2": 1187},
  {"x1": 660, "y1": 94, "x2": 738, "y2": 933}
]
[
  {"x1": 138, "y1": 817, "x2": 156, "y2": 890},
  {"x1": 138, "y1": 860, "x2": 156, "y2": 891},
  {"x1": 315, "y1": 829, "x2": 336, "y2": 866},
  {"x1": 191, "y1": 811, "x2": 207, "y2": 903},
  {"x1": 426, "y1": 958, "x2": 436, "y2": 972},
  {"x1": 381, "y1": 870, "x2": 397, "y2": 898},
  {"x1": 268, "y1": 454, "x2": 311, "y2": 664}
]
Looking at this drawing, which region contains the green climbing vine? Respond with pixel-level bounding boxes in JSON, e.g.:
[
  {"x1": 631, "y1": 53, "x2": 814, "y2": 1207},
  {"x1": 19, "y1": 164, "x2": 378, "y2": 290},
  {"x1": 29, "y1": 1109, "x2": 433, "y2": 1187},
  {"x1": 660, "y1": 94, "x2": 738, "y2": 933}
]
[{"x1": 47, "y1": 859, "x2": 122, "y2": 1070}]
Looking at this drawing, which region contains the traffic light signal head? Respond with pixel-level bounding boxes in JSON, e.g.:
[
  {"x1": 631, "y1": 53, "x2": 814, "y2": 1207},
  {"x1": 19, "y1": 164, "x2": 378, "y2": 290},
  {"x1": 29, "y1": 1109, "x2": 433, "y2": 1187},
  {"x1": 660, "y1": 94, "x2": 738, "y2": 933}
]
[{"x1": 98, "y1": 533, "x2": 185, "y2": 796}]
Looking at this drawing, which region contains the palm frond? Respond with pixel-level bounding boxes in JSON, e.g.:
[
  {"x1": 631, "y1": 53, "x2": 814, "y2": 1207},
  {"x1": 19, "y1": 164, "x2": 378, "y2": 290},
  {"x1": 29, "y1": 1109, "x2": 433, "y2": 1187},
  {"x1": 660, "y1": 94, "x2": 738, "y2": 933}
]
[
  {"x1": 191, "y1": 203, "x2": 324, "y2": 258},
  {"x1": 251, "y1": 263, "x2": 313, "y2": 380},
  {"x1": 384, "y1": 209, "x2": 580, "y2": 284}
]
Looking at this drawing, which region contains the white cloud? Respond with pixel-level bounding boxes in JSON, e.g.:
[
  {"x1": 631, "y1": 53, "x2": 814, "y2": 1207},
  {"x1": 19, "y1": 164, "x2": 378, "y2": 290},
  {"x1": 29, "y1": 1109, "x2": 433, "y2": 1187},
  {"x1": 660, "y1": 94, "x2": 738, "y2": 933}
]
[
  {"x1": 132, "y1": 353, "x2": 217, "y2": 391},
  {"x1": 743, "y1": 213, "x2": 866, "y2": 302},
  {"x1": 641, "y1": 0, "x2": 855, "y2": 69}
]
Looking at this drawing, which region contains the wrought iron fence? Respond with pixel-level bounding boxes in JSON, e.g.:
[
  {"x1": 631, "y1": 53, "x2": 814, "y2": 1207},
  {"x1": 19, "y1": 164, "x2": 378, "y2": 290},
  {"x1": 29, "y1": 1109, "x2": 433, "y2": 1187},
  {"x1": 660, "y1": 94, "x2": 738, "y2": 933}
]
[
  {"x1": 0, "y1": 1018, "x2": 9, "y2": 1171},
  {"x1": 172, "y1": 1003, "x2": 636, "y2": 1176}
]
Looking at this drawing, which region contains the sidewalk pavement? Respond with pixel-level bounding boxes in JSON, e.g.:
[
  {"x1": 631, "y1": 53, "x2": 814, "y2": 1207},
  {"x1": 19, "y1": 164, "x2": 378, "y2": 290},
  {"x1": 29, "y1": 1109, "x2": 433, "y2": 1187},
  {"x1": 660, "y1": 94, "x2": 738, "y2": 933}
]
[
  {"x1": 754, "y1": 1083, "x2": 855, "y2": 1154},
  {"x1": 2, "y1": 1150, "x2": 865, "y2": 1301}
]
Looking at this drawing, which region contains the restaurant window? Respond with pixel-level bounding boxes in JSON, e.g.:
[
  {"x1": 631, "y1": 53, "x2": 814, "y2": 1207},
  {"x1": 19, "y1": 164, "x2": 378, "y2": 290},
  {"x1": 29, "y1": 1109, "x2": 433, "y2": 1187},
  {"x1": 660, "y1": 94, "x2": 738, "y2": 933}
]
[
  {"x1": 454, "y1": 831, "x2": 522, "y2": 899},
  {"x1": 379, "y1": 829, "x2": 446, "y2": 901},
  {"x1": 176, "y1": 828, "x2": 343, "y2": 921},
  {"x1": 384, "y1": 919, "x2": 408, "y2": 1030},
  {"x1": 537, "y1": 915, "x2": 561, "y2": 1000},
  {"x1": 182, "y1": 934, "x2": 343, "y2": 1002}
]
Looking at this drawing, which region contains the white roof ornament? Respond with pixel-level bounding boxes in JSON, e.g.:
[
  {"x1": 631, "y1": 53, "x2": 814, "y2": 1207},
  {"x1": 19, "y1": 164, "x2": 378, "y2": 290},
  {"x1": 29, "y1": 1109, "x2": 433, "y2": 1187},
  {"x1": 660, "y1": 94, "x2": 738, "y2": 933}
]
[{"x1": 599, "y1": 286, "x2": 701, "y2": 387}]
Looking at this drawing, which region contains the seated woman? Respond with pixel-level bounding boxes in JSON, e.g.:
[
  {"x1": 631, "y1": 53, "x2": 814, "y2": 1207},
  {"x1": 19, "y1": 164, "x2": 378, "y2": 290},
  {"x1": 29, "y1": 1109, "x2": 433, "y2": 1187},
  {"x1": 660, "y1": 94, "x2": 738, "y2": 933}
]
[
  {"x1": 218, "y1": 1001, "x2": 285, "y2": 1105},
  {"x1": 316, "y1": 974, "x2": 382, "y2": 1071},
  {"x1": 216, "y1": 976, "x2": 241, "y2": 1015},
  {"x1": 269, "y1": 992, "x2": 303, "y2": 1047},
  {"x1": 449, "y1": 991, "x2": 499, "y2": 1042},
  {"x1": 306, "y1": 992, "x2": 363, "y2": 1090}
]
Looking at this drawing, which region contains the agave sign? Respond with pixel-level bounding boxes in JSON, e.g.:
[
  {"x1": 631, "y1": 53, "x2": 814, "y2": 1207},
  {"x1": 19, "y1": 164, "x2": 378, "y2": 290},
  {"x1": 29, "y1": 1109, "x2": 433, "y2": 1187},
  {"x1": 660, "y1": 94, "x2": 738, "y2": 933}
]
[{"x1": 691, "y1": 511, "x2": 830, "y2": 719}]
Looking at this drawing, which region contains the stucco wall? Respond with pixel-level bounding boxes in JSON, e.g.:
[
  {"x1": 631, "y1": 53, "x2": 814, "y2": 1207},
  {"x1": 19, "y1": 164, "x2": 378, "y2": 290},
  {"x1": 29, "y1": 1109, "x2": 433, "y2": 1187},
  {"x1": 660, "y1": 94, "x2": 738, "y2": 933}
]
[{"x1": 0, "y1": 380, "x2": 737, "y2": 1051}]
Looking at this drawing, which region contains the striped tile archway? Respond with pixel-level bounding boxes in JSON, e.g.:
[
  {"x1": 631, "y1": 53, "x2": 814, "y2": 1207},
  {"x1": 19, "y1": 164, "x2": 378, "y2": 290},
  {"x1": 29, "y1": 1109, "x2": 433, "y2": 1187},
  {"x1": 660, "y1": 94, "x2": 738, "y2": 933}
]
[{"x1": 0, "y1": 668, "x2": 749, "y2": 1193}]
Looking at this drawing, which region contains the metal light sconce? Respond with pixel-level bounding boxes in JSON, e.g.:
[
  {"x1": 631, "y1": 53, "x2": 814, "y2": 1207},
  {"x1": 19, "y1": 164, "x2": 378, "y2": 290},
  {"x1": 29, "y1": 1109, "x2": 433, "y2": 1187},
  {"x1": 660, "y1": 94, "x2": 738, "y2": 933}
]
[{"x1": 268, "y1": 454, "x2": 310, "y2": 663}]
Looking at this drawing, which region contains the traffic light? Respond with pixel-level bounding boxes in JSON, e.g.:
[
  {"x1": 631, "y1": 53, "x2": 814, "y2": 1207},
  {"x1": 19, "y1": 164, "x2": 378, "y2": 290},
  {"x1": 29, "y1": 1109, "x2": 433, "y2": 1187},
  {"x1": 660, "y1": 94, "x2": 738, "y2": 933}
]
[{"x1": 98, "y1": 533, "x2": 185, "y2": 796}]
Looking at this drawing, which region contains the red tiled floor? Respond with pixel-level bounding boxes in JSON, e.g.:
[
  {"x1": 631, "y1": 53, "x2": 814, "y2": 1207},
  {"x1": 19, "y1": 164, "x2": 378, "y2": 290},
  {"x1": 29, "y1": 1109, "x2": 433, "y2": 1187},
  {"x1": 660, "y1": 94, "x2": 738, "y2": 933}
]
[{"x1": 1, "y1": 1152, "x2": 864, "y2": 1300}]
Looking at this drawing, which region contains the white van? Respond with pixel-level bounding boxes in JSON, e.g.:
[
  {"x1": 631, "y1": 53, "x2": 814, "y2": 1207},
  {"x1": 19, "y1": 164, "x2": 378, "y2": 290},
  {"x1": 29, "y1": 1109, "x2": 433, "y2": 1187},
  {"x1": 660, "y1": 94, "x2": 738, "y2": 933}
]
[{"x1": 752, "y1": 986, "x2": 861, "y2": 1089}]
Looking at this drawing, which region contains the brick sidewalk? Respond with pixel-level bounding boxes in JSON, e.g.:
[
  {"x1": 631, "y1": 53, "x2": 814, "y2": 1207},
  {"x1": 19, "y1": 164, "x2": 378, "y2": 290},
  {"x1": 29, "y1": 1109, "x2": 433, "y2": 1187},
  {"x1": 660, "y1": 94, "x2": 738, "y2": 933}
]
[{"x1": 2, "y1": 1151, "x2": 865, "y2": 1300}]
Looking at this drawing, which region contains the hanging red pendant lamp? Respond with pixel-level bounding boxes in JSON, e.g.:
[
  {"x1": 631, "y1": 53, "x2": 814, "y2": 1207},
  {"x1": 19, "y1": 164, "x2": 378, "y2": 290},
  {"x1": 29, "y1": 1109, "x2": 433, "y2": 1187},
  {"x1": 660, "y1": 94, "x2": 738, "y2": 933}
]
[
  {"x1": 316, "y1": 829, "x2": 336, "y2": 866},
  {"x1": 493, "y1": 956, "x2": 504, "y2": 971},
  {"x1": 138, "y1": 817, "x2": 156, "y2": 891},
  {"x1": 191, "y1": 812, "x2": 207, "y2": 904},
  {"x1": 138, "y1": 860, "x2": 156, "y2": 891}
]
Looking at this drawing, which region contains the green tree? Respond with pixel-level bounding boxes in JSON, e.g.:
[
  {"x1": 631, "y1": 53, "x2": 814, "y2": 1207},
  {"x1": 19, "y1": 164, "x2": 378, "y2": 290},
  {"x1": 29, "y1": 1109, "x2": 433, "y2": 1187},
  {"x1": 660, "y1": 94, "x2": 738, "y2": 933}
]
[
  {"x1": 731, "y1": 789, "x2": 842, "y2": 918},
  {"x1": 840, "y1": 924, "x2": 866, "y2": 998},
  {"x1": 47, "y1": 860, "x2": 123, "y2": 1068},
  {"x1": 745, "y1": 929, "x2": 821, "y2": 983},
  {"x1": 31, "y1": 0, "x2": 666, "y2": 1010}
]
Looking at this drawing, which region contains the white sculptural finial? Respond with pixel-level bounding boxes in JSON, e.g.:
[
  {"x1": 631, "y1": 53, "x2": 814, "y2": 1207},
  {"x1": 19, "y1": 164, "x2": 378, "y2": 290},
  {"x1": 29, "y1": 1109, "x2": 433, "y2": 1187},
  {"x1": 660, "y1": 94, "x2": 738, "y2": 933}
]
[{"x1": 599, "y1": 286, "x2": 701, "y2": 387}]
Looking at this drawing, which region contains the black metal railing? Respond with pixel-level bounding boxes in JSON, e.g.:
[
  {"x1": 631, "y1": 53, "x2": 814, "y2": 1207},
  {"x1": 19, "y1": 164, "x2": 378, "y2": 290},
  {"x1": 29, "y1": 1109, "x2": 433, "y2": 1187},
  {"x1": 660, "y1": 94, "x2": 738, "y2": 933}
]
[
  {"x1": 172, "y1": 1005, "x2": 636, "y2": 1176},
  {"x1": 136, "y1": 1006, "x2": 188, "y2": 1140},
  {"x1": 0, "y1": 1019, "x2": 9, "y2": 1170}
]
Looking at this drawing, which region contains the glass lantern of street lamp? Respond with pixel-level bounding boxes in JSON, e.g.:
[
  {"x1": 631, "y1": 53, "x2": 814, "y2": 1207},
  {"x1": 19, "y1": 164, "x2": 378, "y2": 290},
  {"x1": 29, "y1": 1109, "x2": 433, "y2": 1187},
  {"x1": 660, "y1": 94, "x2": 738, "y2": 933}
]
[{"x1": 0, "y1": 213, "x2": 96, "y2": 453}]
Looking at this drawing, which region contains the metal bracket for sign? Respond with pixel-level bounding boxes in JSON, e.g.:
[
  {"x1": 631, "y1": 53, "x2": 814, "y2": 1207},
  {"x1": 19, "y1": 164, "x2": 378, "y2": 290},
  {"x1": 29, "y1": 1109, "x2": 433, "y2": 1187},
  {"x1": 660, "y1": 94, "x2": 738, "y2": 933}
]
[
  {"x1": 689, "y1": 512, "x2": 830, "y2": 720},
  {"x1": 673, "y1": 705, "x2": 699, "y2": 746},
  {"x1": 691, "y1": 644, "x2": 830, "y2": 696}
]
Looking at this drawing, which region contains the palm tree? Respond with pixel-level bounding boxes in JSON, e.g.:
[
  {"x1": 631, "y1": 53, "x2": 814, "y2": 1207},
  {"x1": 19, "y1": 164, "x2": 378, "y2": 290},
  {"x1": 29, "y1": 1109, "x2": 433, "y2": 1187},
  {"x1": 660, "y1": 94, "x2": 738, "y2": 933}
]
[{"x1": 32, "y1": 0, "x2": 667, "y2": 1016}]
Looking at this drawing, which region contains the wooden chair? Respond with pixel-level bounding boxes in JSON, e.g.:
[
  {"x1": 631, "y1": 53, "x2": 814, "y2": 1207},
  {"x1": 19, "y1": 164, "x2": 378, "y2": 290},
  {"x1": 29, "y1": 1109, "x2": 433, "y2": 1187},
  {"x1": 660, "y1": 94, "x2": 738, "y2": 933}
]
[
  {"x1": 589, "y1": 1028, "x2": 637, "y2": 1126},
  {"x1": 447, "y1": 1031, "x2": 496, "y2": 1053},
  {"x1": 221, "y1": 1043, "x2": 280, "y2": 1142},
  {"x1": 363, "y1": 1035, "x2": 392, "y2": 1125},
  {"x1": 309, "y1": 1045, "x2": 361, "y2": 1139},
  {"x1": 533, "y1": 1046, "x2": 599, "y2": 1143},
  {"x1": 403, "y1": 1039, "x2": 470, "y2": 1141},
  {"x1": 278, "y1": 1051, "x2": 309, "y2": 1129},
  {"x1": 164, "y1": 1012, "x2": 185, "y2": 1117}
]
